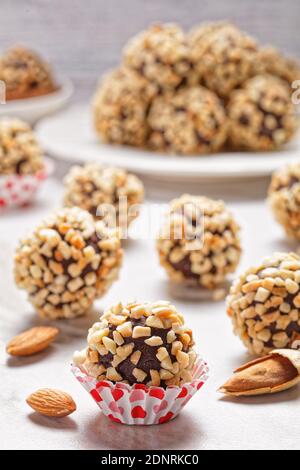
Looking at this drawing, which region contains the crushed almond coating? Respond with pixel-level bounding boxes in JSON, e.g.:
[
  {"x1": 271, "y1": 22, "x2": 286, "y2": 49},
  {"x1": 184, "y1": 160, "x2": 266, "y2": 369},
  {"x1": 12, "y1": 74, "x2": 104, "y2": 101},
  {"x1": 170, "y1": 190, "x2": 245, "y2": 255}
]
[
  {"x1": 147, "y1": 86, "x2": 228, "y2": 155},
  {"x1": 0, "y1": 46, "x2": 56, "y2": 100},
  {"x1": 63, "y1": 163, "x2": 144, "y2": 229},
  {"x1": 188, "y1": 22, "x2": 257, "y2": 98},
  {"x1": 0, "y1": 118, "x2": 43, "y2": 175},
  {"x1": 93, "y1": 67, "x2": 156, "y2": 147},
  {"x1": 157, "y1": 194, "x2": 241, "y2": 289},
  {"x1": 227, "y1": 252, "x2": 300, "y2": 356},
  {"x1": 253, "y1": 46, "x2": 300, "y2": 86},
  {"x1": 268, "y1": 163, "x2": 300, "y2": 240},
  {"x1": 123, "y1": 23, "x2": 191, "y2": 91},
  {"x1": 14, "y1": 207, "x2": 123, "y2": 319},
  {"x1": 228, "y1": 75, "x2": 299, "y2": 151},
  {"x1": 73, "y1": 300, "x2": 197, "y2": 388}
]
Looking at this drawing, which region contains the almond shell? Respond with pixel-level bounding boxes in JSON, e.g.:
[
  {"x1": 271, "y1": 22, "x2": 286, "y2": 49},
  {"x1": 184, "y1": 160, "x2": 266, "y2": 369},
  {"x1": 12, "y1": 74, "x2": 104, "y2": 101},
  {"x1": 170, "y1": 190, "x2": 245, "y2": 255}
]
[{"x1": 219, "y1": 348, "x2": 300, "y2": 396}]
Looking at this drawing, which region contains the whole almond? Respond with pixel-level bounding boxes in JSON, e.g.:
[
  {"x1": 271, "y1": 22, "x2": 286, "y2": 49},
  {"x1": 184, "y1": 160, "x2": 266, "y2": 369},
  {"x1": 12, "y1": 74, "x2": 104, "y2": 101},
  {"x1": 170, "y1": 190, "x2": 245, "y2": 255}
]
[
  {"x1": 26, "y1": 388, "x2": 76, "y2": 417},
  {"x1": 6, "y1": 326, "x2": 59, "y2": 356}
]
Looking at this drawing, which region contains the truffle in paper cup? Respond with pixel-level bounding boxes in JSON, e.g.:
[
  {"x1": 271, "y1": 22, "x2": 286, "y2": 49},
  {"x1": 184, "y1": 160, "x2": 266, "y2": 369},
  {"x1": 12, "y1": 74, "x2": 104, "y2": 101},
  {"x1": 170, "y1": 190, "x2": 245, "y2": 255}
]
[
  {"x1": 0, "y1": 157, "x2": 54, "y2": 209},
  {"x1": 72, "y1": 356, "x2": 209, "y2": 425}
]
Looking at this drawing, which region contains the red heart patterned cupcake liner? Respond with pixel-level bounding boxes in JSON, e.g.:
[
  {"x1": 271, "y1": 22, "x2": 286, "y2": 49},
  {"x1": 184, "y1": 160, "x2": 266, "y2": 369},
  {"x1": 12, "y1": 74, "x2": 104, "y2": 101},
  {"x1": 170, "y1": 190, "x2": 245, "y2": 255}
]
[
  {"x1": 0, "y1": 157, "x2": 54, "y2": 210},
  {"x1": 71, "y1": 356, "x2": 209, "y2": 425}
]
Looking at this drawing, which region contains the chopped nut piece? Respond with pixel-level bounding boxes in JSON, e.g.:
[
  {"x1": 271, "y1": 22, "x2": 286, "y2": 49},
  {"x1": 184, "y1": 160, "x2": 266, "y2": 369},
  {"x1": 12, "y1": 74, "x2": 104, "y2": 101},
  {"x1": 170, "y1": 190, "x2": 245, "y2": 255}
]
[
  {"x1": 144, "y1": 336, "x2": 163, "y2": 346},
  {"x1": 97, "y1": 345, "x2": 109, "y2": 356},
  {"x1": 116, "y1": 343, "x2": 134, "y2": 359},
  {"x1": 254, "y1": 287, "x2": 270, "y2": 303},
  {"x1": 108, "y1": 314, "x2": 127, "y2": 326},
  {"x1": 130, "y1": 305, "x2": 146, "y2": 318},
  {"x1": 161, "y1": 357, "x2": 173, "y2": 370},
  {"x1": 180, "y1": 333, "x2": 191, "y2": 347},
  {"x1": 145, "y1": 316, "x2": 164, "y2": 329},
  {"x1": 132, "y1": 326, "x2": 151, "y2": 338},
  {"x1": 176, "y1": 350, "x2": 190, "y2": 368},
  {"x1": 167, "y1": 330, "x2": 176, "y2": 343},
  {"x1": 160, "y1": 369, "x2": 174, "y2": 380},
  {"x1": 150, "y1": 369, "x2": 161, "y2": 386},
  {"x1": 102, "y1": 337, "x2": 117, "y2": 354},
  {"x1": 156, "y1": 347, "x2": 169, "y2": 362},
  {"x1": 112, "y1": 355, "x2": 124, "y2": 368},
  {"x1": 116, "y1": 321, "x2": 133, "y2": 338},
  {"x1": 171, "y1": 341, "x2": 183, "y2": 356},
  {"x1": 132, "y1": 368, "x2": 147, "y2": 382},
  {"x1": 88, "y1": 349, "x2": 99, "y2": 363},
  {"x1": 106, "y1": 367, "x2": 123, "y2": 382},
  {"x1": 130, "y1": 350, "x2": 141, "y2": 365},
  {"x1": 112, "y1": 330, "x2": 125, "y2": 346}
]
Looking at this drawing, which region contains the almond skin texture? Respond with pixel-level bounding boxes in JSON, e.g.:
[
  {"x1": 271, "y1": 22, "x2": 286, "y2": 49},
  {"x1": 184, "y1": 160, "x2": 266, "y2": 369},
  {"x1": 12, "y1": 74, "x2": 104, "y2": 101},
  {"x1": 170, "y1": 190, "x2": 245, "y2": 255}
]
[
  {"x1": 26, "y1": 388, "x2": 76, "y2": 417},
  {"x1": 6, "y1": 326, "x2": 59, "y2": 356}
]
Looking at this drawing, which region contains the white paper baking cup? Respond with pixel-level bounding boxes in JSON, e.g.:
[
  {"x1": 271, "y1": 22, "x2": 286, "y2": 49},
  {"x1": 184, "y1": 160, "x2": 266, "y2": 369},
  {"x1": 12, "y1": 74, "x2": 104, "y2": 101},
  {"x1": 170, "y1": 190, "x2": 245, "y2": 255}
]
[
  {"x1": 0, "y1": 157, "x2": 54, "y2": 209},
  {"x1": 71, "y1": 356, "x2": 209, "y2": 425}
]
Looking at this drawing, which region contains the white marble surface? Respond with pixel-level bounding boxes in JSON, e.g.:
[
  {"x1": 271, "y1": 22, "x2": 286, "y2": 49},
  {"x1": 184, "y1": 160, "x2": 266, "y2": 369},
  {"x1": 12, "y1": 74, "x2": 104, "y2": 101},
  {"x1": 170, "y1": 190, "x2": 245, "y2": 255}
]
[{"x1": 1, "y1": 172, "x2": 299, "y2": 450}]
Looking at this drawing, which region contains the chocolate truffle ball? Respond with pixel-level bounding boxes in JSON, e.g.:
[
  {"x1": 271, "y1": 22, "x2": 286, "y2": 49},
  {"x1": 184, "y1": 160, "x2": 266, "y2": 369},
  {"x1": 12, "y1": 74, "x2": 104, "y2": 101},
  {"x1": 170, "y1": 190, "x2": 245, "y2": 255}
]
[
  {"x1": 157, "y1": 195, "x2": 241, "y2": 289},
  {"x1": 227, "y1": 252, "x2": 300, "y2": 355},
  {"x1": 73, "y1": 300, "x2": 196, "y2": 387},
  {"x1": 14, "y1": 207, "x2": 123, "y2": 319},
  {"x1": 254, "y1": 46, "x2": 300, "y2": 86},
  {"x1": 228, "y1": 75, "x2": 299, "y2": 150},
  {"x1": 0, "y1": 46, "x2": 56, "y2": 100},
  {"x1": 93, "y1": 67, "x2": 155, "y2": 147},
  {"x1": 147, "y1": 86, "x2": 228, "y2": 155},
  {"x1": 123, "y1": 23, "x2": 191, "y2": 92},
  {"x1": 0, "y1": 118, "x2": 43, "y2": 175},
  {"x1": 63, "y1": 163, "x2": 144, "y2": 230},
  {"x1": 268, "y1": 163, "x2": 300, "y2": 239},
  {"x1": 188, "y1": 22, "x2": 257, "y2": 98}
]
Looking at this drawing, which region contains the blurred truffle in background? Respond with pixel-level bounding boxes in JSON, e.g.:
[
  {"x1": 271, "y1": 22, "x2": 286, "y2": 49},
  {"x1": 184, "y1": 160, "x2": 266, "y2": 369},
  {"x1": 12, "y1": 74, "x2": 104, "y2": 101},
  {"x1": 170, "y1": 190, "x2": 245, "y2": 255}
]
[
  {"x1": 188, "y1": 21, "x2": 258, "y2": 98},
  {"x1": 268, "y1": 163, "x2": 300, "y2": 239},
  {"x1": 93, "y1": 67, "x2": 156, "y2": 147},
  {"x1": 0, "y1": 118, "x2": 44, "y2": 175},
  {"x1": 227, "y1": 75, "x2": 298, "y2": 151},
  {"x1": 63, "y1": 163, "x2": 144, "y2": 231},
  {"x1": 123, "y1": 23, "x2": 192, "y2": 92},
  {"x1": 147, "y1": 86, "x2": 228, "y2": 155},
  {"x1": 0, "y1": 46, "x2": 57, "y2": 101}
]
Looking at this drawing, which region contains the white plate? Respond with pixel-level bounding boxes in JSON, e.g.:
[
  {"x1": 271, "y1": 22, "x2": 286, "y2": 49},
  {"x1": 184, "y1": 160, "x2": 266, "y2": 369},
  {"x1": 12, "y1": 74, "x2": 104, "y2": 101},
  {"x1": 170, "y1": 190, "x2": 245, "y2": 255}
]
[
  {"x1": 36, "y1": 103, "x2": 300, "y2": 181},
  {"x1": 0, "y1": 77, "x2": 74, "y2": 125}
]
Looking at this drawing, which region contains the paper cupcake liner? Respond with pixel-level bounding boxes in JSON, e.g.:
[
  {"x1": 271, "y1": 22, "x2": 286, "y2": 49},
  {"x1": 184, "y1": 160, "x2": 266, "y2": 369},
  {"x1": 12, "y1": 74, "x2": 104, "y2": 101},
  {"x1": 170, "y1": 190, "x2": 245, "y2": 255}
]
[
  {"x1": 0, "y1": 157, "x2": 54, "y2": 209},
  {"x1": 71, "y1": 356, "x2": 209, "y2": 425}
]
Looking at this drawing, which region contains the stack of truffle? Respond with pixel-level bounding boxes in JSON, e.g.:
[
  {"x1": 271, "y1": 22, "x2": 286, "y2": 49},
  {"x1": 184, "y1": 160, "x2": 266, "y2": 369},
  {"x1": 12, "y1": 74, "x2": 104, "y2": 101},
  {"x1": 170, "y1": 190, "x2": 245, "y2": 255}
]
[{"x1": 93, "y1": 22, "x2": 300, "y2": 155}]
